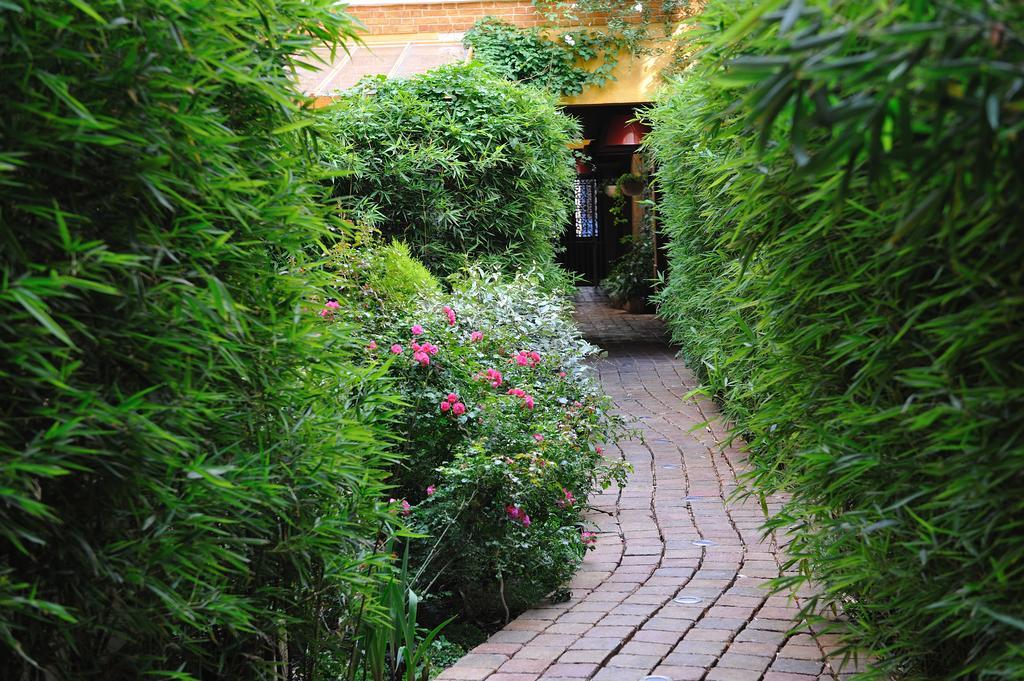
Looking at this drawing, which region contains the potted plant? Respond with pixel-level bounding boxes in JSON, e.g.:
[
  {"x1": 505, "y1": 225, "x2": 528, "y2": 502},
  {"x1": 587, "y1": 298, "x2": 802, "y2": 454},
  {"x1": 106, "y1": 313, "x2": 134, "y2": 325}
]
[
  {"x1": 599, "y1": 229, "x2": 655, "y2": 313},
  {"x1": 616, "y1": 172, "x2": 646, "y2": 197}
]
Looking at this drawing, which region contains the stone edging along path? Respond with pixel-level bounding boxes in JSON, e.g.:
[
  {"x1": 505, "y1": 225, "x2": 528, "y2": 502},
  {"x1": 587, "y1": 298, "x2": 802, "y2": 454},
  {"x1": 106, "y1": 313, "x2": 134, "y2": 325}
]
[{"x1": 438, "y1": 288, "x2": 866, "y2": 681}]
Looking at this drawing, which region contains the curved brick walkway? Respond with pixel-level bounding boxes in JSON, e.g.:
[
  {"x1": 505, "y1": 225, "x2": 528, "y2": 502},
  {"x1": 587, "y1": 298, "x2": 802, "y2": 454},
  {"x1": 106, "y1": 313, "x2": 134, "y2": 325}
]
[{"x1": 439, "y1": 288, "x2": 860, "y2": 681}]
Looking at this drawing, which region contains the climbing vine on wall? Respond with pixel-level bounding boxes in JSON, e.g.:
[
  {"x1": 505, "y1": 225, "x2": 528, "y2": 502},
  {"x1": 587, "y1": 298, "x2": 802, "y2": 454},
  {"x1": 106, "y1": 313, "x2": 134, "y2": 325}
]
[{"x1": 464, "y1": 1, "x2": 686, "y2": 97}]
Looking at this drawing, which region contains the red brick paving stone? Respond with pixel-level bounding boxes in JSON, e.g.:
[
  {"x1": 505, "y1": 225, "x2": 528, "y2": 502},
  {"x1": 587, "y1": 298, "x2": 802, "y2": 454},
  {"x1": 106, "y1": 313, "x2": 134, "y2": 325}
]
[
  {"x1": 718, "y1": 652, "x2": 773, "y2": 671},
  {"x1": 543, "y1": 663, "x2": 601, "y2": 677},
  {"x1": 438, "y1": 668, "x2": 503, "y2": 680},
  {"x1": 546, "y1": 622, "x2": 592, "y2": 635},
  {"x1": 515, "y1": 647, "x2": 565, "y2": 662},
  {"x1": 488, "y1": 629, "x2": 540, "y2": 644},
  {"x1": 734, "y1": 628, "x2": 787, "y2": 644},
  {"x1": 434, "y1": 289, "x2": 849, "y2": 680},
  {"x1": 569, "y1": 637, "x2": 623, "y2": 651},
  {"x1": 583, "y1": 625, "x2": 634, "y2": 639},
  {"x1": 558, "y1": 649, "x2": 611, "y2": 664},
  {"x1": 604, "y1": 653, "x2": 662, "y2": 668},
  {"x1": 531, "y1": 634, "x2": 580, "y2": 648},
  {"x1": 771, "y1": 658, "x2": 825, "y2": 675},
  {"x1": 663, "y1": 652, "x2": 717, "y2": 668},
  {"x1": 651, "y1": 666, "x2": 707, "y2": 680},
  {"x1": 619, "y1": 641, "x2": 672, "y2": 656},
  {"x1": 590, "y1": 669, "x2": 649, "y2": 681},
  {"x1": 728, "y1": 641, "x2": 780, "y2": 656},
  {"x1": 453, "y1": 653, "x2": 510, "y2": 669},
  {"x1": 499, "y1": 658, "x2": 552, "y2": 674},
  {"x1": 685, "y1": 628, "x2": 734, "y2": 642},
  {"x1": 705, "y1": 668, "x2": 763, "y2": 681},
  {"x1": 506, "y1": 618, "x2": 552, "y2": 631},
  {"x1": 476, "y1": 643, "x2": 526, "y2": 656}
]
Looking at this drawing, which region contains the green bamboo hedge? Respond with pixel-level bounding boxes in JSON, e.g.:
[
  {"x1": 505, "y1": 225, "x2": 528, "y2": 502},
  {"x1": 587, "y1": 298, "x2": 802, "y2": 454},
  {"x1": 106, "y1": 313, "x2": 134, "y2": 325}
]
[
  {"x1": 647, "y1": 0, "x2": 1024, "y2": 677},
  {"x1": 0, "y1": 2, "x2": 398, "y2": 678},
  {"x1": 319, "y1": 63, "x2": 580, "y2": 286}
]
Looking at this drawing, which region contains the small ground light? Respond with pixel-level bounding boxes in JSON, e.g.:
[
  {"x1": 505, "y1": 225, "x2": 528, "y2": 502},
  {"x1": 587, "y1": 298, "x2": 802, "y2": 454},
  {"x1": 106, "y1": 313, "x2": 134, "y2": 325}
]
[
  {"x1": 692, "y1": 539, "x2": 715, "y2": 547},
  {"x1": 673, "y1": 596, "x2": 703, "y2": 605},
  {"x1": 643, "y1": 677, "x2": 671, "y2": 681}
]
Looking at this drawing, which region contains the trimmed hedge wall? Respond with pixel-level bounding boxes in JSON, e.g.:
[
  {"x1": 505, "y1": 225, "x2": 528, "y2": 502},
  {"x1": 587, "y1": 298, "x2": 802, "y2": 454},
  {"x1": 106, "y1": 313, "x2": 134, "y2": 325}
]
[{"x1": 647, "y1": 1, "x2": 1024, "y2": 678}]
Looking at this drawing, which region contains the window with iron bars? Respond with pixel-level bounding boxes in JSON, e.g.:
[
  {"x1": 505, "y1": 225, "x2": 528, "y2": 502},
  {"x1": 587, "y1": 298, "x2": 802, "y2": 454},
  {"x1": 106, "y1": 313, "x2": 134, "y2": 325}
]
[{"x1": 573, "y1": 177, "x2": 599, "y2": 238}]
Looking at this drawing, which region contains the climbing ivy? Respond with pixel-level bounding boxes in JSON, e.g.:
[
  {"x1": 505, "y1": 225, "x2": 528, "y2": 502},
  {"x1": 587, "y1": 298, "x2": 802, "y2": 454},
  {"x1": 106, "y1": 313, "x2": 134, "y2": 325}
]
[{"x1": 464, "y1": 1, "x2": 685, "y2": 97}]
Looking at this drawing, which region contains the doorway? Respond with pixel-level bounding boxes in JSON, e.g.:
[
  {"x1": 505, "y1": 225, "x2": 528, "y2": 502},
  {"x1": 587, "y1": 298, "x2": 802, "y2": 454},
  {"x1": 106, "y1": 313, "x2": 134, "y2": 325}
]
[{"x1": 558, "y1": 104, "x2": 648, "y2": 285}]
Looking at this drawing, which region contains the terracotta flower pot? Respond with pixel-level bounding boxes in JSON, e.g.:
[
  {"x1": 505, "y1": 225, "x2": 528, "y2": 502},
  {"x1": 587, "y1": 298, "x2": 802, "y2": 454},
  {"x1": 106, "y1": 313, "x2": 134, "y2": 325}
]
[{"x1": 624, "y1": 296, "x2": 648, "y2": 314}]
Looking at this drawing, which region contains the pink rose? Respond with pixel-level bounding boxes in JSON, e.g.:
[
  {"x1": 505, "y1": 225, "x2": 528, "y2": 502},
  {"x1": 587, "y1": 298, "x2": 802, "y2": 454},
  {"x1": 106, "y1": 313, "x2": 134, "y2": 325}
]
[
  {"x1": 521, "y1": 514, "x2": 531, "y2": 528},
  {"x1": 523, "y1": 395, "x2": 534, "y2": 410},
  {"x1": 401, "y1": 500, "x2": 411, "y2": 516},
  {"x1": 470, "y1": 331, "x2": 483, "y2": 342},
  {"x1": 325, "y1": 300, "x2": 340, "y2": 309},
  {"x1": 368, "y1": 340, "x2": 378, "y2": 350},
  {"x1": 426, "y1": 485, "x2": 436, "y2": 496},
  {"x1": 559, "y1": 371, "x2": 566, "y2": 378},
  {"x1": 447, "y1": 393, "x2": 459, "y2": 403},
  {"x1": 440, "y1": 401, "x2": 450, "y2": 412},
  {"x1": 533, "y1": 434, "x2": 544, "y2": 442},
  {"x1": 557, "y1": 488, "x2": 575, "y2": 508},
  {"x1": 452, "y1": 402, "x2": 466, "y2": 416},
  {"x1": 411, "y1": 324, "x2": 424, "y2": 336},
  {"x1": 442, "y1": 305, "x2": 456, "y2": 326},
  {"x1": 413, "y1": 351, "x2": 430, "y2": 366},
  {"x1": 390, "y1": 344, "x2": 403, "y2": 354}
]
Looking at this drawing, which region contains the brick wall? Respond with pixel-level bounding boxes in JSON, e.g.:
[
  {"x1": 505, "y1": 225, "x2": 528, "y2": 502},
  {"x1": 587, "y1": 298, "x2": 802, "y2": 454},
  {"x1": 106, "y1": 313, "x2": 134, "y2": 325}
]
[
  {"x1": 349, "y1": 1, "x2": 543, "y2": 35},
  {"x1": 348, "y1": 1, "x2": 685, "y2": 36}
]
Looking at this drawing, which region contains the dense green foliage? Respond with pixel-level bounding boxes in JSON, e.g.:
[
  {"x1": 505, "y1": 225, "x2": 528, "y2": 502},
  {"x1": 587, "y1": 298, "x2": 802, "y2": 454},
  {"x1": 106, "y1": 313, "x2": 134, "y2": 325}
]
[
  {"x1": 0, "y1": 2, "x2": 403, "y2": 679},
  {"x1": 327, "y1": 247, "x2": 628, "y2": 622},
  {"x1": 465, "y1": 2, "x2": 686, "y2": 96},
  {"x1": 647, "y1": 0, "x2": 1024, "y2": 677},
  {"x1": 464, "y1": 17, "x2": 623, "y2": 96},
  {"x1": 600, "y1": 230, "x2": 654, "y2": 305},
  {"x1": 320, "y1": 64, "x2": 579, "y2": 285},
  {"x1": 601, "y1": 174, "x2": 655, "y2": 306}
]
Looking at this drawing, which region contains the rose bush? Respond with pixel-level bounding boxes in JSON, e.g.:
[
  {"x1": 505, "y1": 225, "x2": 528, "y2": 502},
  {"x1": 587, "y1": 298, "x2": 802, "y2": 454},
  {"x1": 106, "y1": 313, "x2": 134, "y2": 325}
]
[{"x1": 323, "y1": 245, "x2": 627, "y2": 621}]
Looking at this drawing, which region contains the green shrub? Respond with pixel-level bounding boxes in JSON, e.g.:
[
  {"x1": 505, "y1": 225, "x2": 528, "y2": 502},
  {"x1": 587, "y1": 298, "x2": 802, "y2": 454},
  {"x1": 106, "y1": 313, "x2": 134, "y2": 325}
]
[
  {"x1": 319, "y1": 63, "x2": 580, "y2": 281},
  {"x1": 332, "y1": 268, "x2": 628, "y2": 620},
  {"x1": 0, "y1": 2, "x2": 400, "y2": 678},
  {"x1": 373, "y1": 241, "x2": 442, "y2": 304},
  {"x1": 647, "y1": 1, "x2": 1024, "y2": 678},
  {"x1": 463, "y1": 17, "x2": 622, "y2": 96},
  {"x1": 600, "y1": 231, "x2": 655, "y2": 305},
  {"x1": 328, "y1": 236, "x2": 442, "y2": 325}
]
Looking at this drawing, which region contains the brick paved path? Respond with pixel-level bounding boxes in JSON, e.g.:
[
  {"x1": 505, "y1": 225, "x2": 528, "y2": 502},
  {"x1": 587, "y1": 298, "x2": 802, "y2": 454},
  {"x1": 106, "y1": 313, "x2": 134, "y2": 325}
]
[{"x1": 439, "y1": 288, "x2": 856, "y2": 681}]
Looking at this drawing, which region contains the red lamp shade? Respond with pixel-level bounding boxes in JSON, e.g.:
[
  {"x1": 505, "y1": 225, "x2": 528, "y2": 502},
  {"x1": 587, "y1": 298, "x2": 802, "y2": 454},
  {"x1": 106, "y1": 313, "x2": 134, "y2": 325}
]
[
  {"x1": 601, "y1": 114, "x2": 650, "y2": 148},
  {"x1": 575, "y1": 157, "x2": 592, "y2": 175}
]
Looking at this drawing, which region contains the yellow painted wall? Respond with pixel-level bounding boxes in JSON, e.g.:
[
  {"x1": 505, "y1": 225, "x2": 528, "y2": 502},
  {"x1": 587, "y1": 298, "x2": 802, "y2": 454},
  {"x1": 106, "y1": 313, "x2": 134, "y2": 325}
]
[
  {"x1": 315, "y1": 32, "x2": 675, "y2": 106},
  {"x1": 561, "y1": 43, "x2": 674, "y2": 106}
]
